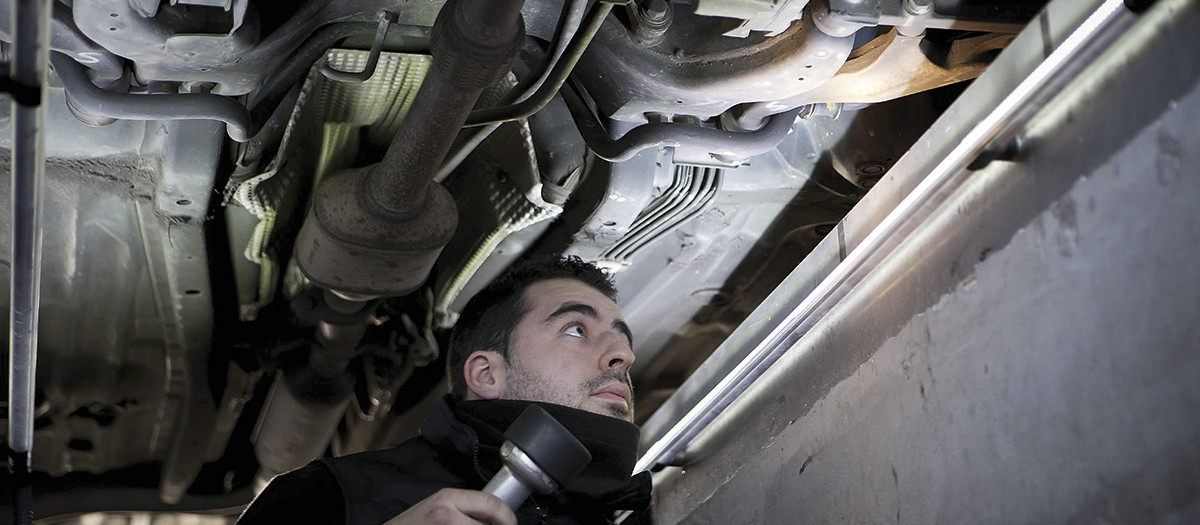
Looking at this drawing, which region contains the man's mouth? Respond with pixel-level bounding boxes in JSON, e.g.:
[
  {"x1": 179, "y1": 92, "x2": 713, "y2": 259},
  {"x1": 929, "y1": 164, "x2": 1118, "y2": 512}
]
[{"x1": 592, "y1": 383, "x2": 631, "y2": 405}]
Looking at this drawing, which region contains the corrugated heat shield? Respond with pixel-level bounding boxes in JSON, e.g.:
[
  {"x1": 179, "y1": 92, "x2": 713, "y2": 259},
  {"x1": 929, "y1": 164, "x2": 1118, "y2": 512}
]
[
  {"x1": 232, "y1": 49, "x2": 431, "y2": 311},
  {"x1": 432, "y1": 76, "x2": 564, "y2": 327}
]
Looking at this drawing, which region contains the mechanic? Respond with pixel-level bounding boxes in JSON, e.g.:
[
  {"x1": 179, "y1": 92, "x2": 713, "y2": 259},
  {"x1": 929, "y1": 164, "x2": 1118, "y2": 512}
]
[{"x1": 237, "y1": 257, "x2": 652, "y2": 525}]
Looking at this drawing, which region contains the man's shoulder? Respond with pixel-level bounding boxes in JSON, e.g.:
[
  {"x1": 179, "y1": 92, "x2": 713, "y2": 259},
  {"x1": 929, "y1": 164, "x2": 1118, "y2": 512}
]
[
  {"x1": 237, "y1": 462, "x2": 344, "y2": 524},
  {"x1": 318, "y1": 435, "x2": 478, "y2": 524},
  {"x1": 326, "y1": 435, "x2": 438, "y2": 467},
  {"x1": 327, "y1": 435, "x2": 476, "y2": 487}
]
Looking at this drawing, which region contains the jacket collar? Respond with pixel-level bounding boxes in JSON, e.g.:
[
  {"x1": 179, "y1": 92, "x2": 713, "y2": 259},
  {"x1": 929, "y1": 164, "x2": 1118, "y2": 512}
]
[{"x1": 421, "y1": 395, "x2": 652, "y2": 512}]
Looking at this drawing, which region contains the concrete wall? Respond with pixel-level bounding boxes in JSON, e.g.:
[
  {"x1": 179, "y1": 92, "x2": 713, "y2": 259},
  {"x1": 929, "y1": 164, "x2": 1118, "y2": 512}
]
[{"x1": 652, "y1": 0, "x2": 1200, "y2": 523}]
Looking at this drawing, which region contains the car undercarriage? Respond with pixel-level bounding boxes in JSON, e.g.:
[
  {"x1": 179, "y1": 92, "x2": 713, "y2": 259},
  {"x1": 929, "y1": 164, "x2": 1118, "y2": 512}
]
[{"x1": 9, "y1": 0, "x2": 1197, "y2": 522}]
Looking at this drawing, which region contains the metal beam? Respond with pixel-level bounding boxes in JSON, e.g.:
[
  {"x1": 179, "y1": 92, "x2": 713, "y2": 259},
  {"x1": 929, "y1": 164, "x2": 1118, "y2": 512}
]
[{"x1": 7, "y1": 0, "x2": 52, "y2": 523}]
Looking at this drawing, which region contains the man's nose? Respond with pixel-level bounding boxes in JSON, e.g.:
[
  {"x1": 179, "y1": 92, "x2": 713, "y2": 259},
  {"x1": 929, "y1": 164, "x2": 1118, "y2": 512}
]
[{"x1": 599, "y1": 331, "x2": 635, "y2": 371}]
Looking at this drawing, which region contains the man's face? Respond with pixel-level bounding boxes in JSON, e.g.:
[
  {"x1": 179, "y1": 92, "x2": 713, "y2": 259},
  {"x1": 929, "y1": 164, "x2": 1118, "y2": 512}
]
[{"x1": 501, "y1": 278, "x2": 636, "y2": 422}]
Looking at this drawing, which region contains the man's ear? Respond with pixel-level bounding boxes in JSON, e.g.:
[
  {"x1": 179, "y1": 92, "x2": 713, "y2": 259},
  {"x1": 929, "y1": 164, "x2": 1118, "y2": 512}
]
[{"x1": 463, "y1": 350, "x2": 506, "y2": 400}]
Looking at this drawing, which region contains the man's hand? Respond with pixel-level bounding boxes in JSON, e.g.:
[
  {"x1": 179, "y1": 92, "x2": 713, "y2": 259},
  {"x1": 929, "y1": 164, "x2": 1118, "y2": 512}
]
[{"x1": 383, "y1": 488, "x2": 517, "y2": 525}]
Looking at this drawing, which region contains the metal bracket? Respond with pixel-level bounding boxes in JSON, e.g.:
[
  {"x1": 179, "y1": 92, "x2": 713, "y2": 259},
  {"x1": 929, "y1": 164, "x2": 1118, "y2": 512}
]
[{"x1": 818, "y1": 0, "x2": 1037, "y2": 35}]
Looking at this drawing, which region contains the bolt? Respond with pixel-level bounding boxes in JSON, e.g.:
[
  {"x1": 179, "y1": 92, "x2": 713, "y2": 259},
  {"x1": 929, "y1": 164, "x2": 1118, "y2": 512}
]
[
  {"x1": 856, "y1": 161, "x2": 887, "y2": 177},
  {"x1": 643, "y1": 0, "x2": 670, "y2": 22},
  {"x1": 903, "y1": 0, "x2": 933, "y2": 16}
]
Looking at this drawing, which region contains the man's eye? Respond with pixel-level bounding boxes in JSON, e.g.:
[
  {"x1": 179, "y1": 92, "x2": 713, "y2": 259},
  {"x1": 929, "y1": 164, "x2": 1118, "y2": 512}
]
[{"x1": 564, "y1": 324, "x2": 586, "y2": 338}]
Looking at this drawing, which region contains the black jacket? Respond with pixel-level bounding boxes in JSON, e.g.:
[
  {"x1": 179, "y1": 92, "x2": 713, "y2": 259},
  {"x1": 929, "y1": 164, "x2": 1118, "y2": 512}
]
[{"x1": 238, "y1": 396, "x2": 653, "y2": 524}]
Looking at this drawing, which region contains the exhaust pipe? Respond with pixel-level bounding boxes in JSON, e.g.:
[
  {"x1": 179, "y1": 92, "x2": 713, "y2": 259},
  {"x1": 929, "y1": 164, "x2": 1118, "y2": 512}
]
[
  {"x1": 293, "y1": 0, "x2": 528, "y2": 298},
  {"x1": 253, "y1": 0, "x2": 528, "y2": 491}
]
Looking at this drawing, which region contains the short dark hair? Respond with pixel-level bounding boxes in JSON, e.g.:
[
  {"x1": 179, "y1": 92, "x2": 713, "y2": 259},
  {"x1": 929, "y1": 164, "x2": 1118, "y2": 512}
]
[{"x1": 446, "y1": 256, "x2": 617, "y2": 400}]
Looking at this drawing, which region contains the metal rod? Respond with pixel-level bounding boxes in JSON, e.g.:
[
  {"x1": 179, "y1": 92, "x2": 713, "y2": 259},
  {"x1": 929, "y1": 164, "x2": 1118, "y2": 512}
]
[
  {"x1": 461, "y1": 0, "x2": 614, "y2": 128},
  {"x1": 43, "y1": 21, "x2": 376, "y2": 149},
  {"x1": 562, "y1": 83, "x2": 802, "y2": 162},
  {"x1": 50, "y1": 52, "x2": 255, "y2": 142},
  {"x1": 365, "y1": 0, "x2": 526, "y2": 215},
  {"x1": 8, "y1": 0, "x2": 51, "y2": 523},
  {"x1": 247, "y1": 21, "x2": 376, "y2": 110},
  {"x1": 318, "y1": 10, "x2": 395, "y2": 83},
  {"x1": 635, "y1": 0, "x2": 1143, "y2": 473},
  {"x1": 434, "y1": 0, "x2": 589, "y2": 182}
]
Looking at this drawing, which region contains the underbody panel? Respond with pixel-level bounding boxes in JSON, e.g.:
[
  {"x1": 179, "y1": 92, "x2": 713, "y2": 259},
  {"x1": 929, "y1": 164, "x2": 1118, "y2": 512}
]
[{"x1": 3, "y1": 0, "x2": 1193, "y2": 522}]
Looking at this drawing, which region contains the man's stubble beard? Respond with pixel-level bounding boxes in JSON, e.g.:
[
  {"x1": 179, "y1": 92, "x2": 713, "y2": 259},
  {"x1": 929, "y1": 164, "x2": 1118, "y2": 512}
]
[
  {"x1": 503, "y1": 353, "x2": 634, "y2": 422},
  {"x1": 582, "y1": 368, "x2": 634, "y2": 421}
]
